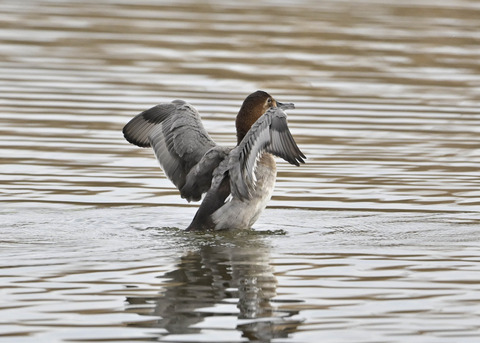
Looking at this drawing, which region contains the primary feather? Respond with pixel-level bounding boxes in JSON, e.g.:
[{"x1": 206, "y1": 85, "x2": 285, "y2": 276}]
[{"x1": 228, "y1": 107, "x2": 305, "y2": 200}]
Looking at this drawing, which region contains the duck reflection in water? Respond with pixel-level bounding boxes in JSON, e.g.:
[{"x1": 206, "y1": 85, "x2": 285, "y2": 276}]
[{"x1": 126, "y1": 236, "x2": 302, "y2": 342}]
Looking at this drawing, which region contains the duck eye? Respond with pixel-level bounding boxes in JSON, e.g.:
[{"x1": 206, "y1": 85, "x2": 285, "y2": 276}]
[{"x1": 267, "y1": 98, "x2": 272, "y2": 104}]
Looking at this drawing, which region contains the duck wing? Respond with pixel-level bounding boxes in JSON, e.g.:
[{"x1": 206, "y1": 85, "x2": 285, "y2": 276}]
[
  {"x1": 228, "y1": 107, "x2": 306, "y2": 200},
  {"x1": 123, "y1": 100, "x2": 219, "y2": 201}
]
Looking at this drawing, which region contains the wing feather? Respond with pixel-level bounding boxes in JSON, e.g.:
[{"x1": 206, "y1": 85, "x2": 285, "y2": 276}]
[
  {"x1": 229, "y1": 107, "x2": 306, "y2": 200},
  {"x1": 123, "y1": 100, "x2": 217, "y2": 200}
]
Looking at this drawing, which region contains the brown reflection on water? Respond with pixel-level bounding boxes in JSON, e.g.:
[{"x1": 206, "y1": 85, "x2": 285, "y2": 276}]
[{"x1": 2, "y1": 0, "x2": 480, "y2": 212}]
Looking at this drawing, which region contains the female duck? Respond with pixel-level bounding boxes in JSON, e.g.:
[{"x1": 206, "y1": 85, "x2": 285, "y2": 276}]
[{"x1": 123, "y1": 90, "x2": 305, "y2": 231}]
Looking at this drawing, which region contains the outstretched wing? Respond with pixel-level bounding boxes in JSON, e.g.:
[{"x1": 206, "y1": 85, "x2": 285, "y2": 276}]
[
  {"x1": 228, "y1": 107, "x2": 306, "y2": 200},
  {"x1": 123, "y1": 100, "x2": 217, "y2": 200}
]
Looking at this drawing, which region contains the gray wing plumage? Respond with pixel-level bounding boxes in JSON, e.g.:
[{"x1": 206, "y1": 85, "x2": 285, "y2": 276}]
[
  {"x1": 123, "y1": 100, "x2": 218, "y2": 201},
  {"x1": 228, "y1": 107, "x2": 306, "y2": 200},
  {"x1": 182, "y1": 145, "x2": 231, "y2": 202}
]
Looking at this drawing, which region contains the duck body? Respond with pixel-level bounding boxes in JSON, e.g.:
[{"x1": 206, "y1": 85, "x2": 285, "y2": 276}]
[
  {"x1": 123, "y1": 91, "x2": 305, "y2": 231},
  {"x1": 187, "y1": 153, "x2": 277, "y2": 231}
]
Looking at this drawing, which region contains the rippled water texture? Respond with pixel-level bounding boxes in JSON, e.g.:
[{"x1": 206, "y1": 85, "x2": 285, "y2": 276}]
[{"x1": 1, "y1": 0, "x2": 480, "y2": 342}]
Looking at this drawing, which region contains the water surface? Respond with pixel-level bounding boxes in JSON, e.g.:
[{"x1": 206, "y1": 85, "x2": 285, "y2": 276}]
[{"x1": 1, "y1": 0, "x2": 480, "y2": 342}]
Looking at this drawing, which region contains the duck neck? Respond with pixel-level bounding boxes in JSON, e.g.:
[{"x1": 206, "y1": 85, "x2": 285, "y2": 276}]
[
  {"x1": 235, "y1": 106, "x2": 258, "y2": 145},
  {"x1": 236, "y1": 127, "x2": 247, "y2": 145}
]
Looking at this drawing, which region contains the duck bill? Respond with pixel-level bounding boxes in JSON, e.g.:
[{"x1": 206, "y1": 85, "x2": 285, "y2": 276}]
[{"x1": 277, "y1": 101, "x2": 295, "y2": 110}]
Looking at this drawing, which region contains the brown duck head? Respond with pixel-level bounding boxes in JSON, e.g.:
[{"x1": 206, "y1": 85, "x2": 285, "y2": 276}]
[{"x1": 235, "y1": 90, "x2": 294, "y2": 145}]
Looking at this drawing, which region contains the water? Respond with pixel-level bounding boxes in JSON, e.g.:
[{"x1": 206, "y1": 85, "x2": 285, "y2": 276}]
[{"x1": 1, "y1": 0, "x2": 480, "y2": 342}]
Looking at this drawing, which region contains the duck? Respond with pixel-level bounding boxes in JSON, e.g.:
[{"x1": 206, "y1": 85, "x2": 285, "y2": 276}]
[{"x1": 123, "y1": 90, "x2": 306, "y2": 231}]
